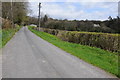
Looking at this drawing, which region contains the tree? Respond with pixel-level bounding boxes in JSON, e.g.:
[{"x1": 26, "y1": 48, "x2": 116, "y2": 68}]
[
  {"x1": 41, "y1": 14, "x2": 48, "y2": 27},
  {"x1": 43, "y1": 15, "x2": 48, "y2": 22},
  {"x1": 2, "y1": 2, "x2": 11, "y2": 19},
  {"x1": 108, "y1": 16, "x2": 112, "y2": 21},
  {"x1": 2, "y1": 2, "x2": 29, "y2": 25}
]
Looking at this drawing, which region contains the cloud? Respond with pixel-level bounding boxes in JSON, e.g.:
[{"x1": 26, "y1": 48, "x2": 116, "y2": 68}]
[{"x1": 29, "y1": 2, "x2": 118, "y2": 20}]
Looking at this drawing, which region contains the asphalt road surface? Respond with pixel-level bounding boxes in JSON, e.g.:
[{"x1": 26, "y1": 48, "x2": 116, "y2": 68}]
[{"x1": 2, "y1": 27, "x2": 117, "y2": 78}]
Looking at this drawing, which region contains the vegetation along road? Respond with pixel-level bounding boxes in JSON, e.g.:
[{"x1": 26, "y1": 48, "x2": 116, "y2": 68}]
[{"x1": 2, "y1": 26, "x2": 117, "y2": 78}]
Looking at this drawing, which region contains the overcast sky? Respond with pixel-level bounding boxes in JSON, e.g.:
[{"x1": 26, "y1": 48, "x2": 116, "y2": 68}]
[{"x1": 28, "y1": 0, "x2": 118, "y2": 20}]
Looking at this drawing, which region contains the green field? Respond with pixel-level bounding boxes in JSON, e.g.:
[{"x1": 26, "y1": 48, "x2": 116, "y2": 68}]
[
  {"x1": 28, "y1": 26, "x2": 119, "y2": 77},
  {"x1": 1, "y1": 25, "x2": 22, "y2": 48}
]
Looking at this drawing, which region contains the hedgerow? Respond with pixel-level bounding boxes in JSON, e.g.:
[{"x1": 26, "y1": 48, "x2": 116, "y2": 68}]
[{"x1": 35, "y1": 27, "x2": 120, "y2": 53}]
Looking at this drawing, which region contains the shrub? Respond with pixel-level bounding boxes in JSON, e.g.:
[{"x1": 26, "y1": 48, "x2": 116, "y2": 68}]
[
  {"x1": 2, "y1": 18, "x2": 12, "y2": 29},
  {"x1": 35, "y1": 27, "x2": 120, "y2": 53}
]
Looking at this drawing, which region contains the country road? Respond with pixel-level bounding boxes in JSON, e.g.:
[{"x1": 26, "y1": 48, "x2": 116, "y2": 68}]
[{"x1": 2, "y1": 27, "x2": 117, "y2": 78}]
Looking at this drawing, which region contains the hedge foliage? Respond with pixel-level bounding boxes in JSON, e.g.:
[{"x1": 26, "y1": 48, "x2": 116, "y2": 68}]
[{"x1": 35, "y1": 27, "x2": 120, "y2": 53}]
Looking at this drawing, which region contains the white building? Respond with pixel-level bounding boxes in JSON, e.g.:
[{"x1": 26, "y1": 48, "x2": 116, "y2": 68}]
[
  {"x1": 93, "y1": 24, "x2": 100, "y2": 27},
  {"x1": 30, "y1": 24, "x2": 37, "y2": 27}
]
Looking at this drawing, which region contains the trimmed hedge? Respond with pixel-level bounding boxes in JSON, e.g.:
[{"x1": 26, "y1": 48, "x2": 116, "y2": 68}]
[
  {"x1": 58, "y1": 31, "x2": 120, "y2": 53},
  {"x1": 35, "y1": 27, "x2": 120, "y2": 53}
]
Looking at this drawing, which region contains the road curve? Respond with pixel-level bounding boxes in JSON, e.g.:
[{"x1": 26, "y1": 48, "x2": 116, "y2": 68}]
[{"x1": 2, "y1": 27, "x2": 117, "y2": 78}]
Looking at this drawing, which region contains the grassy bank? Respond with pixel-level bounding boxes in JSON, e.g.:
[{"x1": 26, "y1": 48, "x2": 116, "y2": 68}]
[
  {"x1": 28, "y1": 26, "x2": 119, "y2": 77},
  {"x1": 1, "y1": 25, "x2": 22, "y2": 48}
]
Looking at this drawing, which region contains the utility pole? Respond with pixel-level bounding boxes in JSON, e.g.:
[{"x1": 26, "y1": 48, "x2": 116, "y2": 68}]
[
  {"x1": 11, "y1": 0, "x2": 14, "y2": 28},
  {"x1": 38, "y1": 3, "x2": 41, "y2": 30}
]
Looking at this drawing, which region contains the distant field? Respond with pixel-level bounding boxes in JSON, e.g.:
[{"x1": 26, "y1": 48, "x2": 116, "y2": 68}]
[{"x1": 29, "y1": 26, "x2": 119, "y2": 78}]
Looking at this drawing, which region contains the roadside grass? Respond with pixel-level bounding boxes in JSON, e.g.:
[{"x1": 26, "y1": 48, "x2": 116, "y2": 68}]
[
  {"x1": 1, "y1": 25, "x2": 22, "y2": 48},
  {"x1": 28, "y1": 26, "x2": 119, "y2": 78}
]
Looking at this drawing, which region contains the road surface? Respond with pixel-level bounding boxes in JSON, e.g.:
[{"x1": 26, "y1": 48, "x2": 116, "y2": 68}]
[{"x1": 2, "y1": 27, "x2": 117, "y2": 78}]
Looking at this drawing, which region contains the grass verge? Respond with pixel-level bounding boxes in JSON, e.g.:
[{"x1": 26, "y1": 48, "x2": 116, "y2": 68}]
[
  {"x1": 0, "y1": 25, "x2": 22, "y2": 48},
  {"x1": 28, "y1": 26, "x2": 119, "y2": 78}
]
